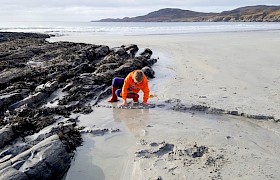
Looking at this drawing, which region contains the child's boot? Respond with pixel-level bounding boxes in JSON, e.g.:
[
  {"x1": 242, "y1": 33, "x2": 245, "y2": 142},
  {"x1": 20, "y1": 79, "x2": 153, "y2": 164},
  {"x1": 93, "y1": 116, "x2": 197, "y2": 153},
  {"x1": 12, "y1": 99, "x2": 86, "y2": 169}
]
[{"x1": 108, "y1": 86, "x2": 118, "y2": 102}]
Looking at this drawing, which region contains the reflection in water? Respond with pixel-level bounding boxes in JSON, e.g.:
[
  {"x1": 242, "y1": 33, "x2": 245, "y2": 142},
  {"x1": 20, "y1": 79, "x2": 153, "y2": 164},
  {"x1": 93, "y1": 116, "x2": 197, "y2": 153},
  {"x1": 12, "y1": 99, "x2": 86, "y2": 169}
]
[
  {"x1": 64, "y1": 136, "x2": 106, "y2": 180},
  {"x1": 112, "y1": 106, "x2": 150, "y2": 137}
]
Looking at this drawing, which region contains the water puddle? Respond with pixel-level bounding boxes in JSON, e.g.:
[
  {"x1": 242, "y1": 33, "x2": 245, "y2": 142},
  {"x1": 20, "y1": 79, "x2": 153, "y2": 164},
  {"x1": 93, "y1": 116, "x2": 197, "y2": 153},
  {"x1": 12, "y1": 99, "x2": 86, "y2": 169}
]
[{"x1": 64, "y1": 102, "x2": 152, "y2": 180}]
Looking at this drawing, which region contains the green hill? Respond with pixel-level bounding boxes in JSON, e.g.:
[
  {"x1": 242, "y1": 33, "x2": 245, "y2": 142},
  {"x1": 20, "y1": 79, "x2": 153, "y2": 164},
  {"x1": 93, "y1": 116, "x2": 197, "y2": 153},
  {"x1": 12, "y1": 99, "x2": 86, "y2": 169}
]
[{"x1": 94, "y1": 5, "x2": 280, "y2": 22}]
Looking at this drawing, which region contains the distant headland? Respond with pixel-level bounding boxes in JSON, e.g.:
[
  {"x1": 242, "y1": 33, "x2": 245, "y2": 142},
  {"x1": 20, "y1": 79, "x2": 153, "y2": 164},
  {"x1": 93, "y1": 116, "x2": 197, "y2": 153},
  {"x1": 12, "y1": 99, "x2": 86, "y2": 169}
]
[{"x1": 93, "y1": 5, "x2": 280, "y2": 22}]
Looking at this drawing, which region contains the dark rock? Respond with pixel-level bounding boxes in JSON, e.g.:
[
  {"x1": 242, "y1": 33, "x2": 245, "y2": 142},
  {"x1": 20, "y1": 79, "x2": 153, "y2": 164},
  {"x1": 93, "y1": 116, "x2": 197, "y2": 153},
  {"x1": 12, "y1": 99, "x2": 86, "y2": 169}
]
[
  {"x1": 191, "y1": 145, "x2": 208, "y2": 158},
  {"x1": 95, "y1": 45, "x2": 110, "y2": 58},
  {"x1": 14, "y1": 138, "x2": 71, "y2": 179},
  {"x1": 0, "y1": 94, "x2": 20, "y2": 106},
  {"x1": 150, "y1": 142, "x2": 159, "y2": 147},
  {"x1": 110, "y1": 128, "x2": 120, "y2": 133},
  {"x1": 8, "y1": 92, "x2": 48, "y2": 110},
  {"x1": 190, "y1": 105, "x2": 209, "y2": 111},
  {"x1": 0, "y1": 160, "x2": 12, "y2": 171},
  {"x1": 0, "y1": 154, "x2": 13, "y2": 163},
  {"x1": 40, "y1": 140, "x2": 72, "y2": 174},
  {"x1": 246, "y1": 114, "x2": 274, "y2": 120},
  {"x1": 20, "y1": 160, "x2": 53, "y2": 179},
  {"x1": 12, "y1": 160, "x2": 25, "y2": 170},
  {"x1": 154, "y1": 143, "x2": 174, "y2": 157},
  {"x1": 0, "y1": 167, "x2": 28, "y2": 180},
  {"x1": 80, "y1": 128, "x2": 109, "y2": 136},
  {"x1": 123, "y1": 44, "x2": 138, "y2": 51},
  {"x1": 142, "y1": 66, "x2": 155, "y2": 78},
  {"x1": 124, "y1": 44, "x2": 139, "y2": 57},
  {"x1": 140, "y1": 48, "x2": 153, "y2": 58},
  {"x1": 112, "y1": 47, "x2": 126, "y2": 56},
  {"x1": 70, "y1": 63, "x2": 90, "y2": 74},
  {"x1": 229, "y1": 111, "x2": 239, "y2": 116},
  {"x1": 0, "y1": 125, "x2": 15, "y2": 149},
  {"x1": 94, "y1": 63, "x2": 119, "y2": 74},
  {"x1": 35, "y1": 81, "x2": 58, "y2": 93},
  {"x1": 62, "y1": 81, "x2": 73, "y2": 92},
  {"x1": 185, "y1": 144, "x2": 209, "y2": 158},
  {"x1": 0, "y1": 89, "x2": 30, "y2": 110}
]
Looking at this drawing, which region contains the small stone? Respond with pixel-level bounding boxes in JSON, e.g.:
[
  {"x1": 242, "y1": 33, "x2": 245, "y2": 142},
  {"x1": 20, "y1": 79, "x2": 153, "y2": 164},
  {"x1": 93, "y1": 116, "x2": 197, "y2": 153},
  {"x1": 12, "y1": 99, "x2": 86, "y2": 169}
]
[{"x1": 156, "y1": 176, "x2": 163, "y2": 180}]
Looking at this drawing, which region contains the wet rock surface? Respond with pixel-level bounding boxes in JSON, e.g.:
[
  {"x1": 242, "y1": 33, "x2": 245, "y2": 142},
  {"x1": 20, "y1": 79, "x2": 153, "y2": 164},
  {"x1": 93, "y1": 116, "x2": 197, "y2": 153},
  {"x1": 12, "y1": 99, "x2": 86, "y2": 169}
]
[
  {"x1": 163, "y1": 98, "x2": 278, "y2": 122},
  {"x1": 0, "y1": 32, "x2": 157, "y2": 179},
  {"x1": 96, "y1": 101, "x2": 156, "y2": 109},
  {"x1": 96, "y1": 98, "x2": 278, "y2": 122}
]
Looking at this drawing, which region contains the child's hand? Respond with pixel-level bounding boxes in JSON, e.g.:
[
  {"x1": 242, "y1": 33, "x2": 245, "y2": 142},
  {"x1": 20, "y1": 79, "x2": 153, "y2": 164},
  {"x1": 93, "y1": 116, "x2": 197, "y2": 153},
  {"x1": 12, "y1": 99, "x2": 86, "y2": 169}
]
[
  {"x1": 122, "y1": 100, "x2": 127, "y2": 106},
  {"x1": 142, "y1": 102, "x2": 148, "y2": 105},
  {"x1": 149, "y1": 94, "x2": 157, "y2": 98}
]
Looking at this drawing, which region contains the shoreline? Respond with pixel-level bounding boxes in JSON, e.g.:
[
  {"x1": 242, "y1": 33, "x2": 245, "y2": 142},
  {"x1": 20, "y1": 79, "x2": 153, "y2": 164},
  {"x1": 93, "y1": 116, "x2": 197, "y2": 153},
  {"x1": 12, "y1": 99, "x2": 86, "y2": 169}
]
[
  {"x1": 2, "y1": 21, "x2": 280, "y2": 37},
  {"x1": 47, "y1": 28, "x2": 280, "y2": 39},
  {"x1": 127, "y1": 29, "x2": 280, "y2": 36}
]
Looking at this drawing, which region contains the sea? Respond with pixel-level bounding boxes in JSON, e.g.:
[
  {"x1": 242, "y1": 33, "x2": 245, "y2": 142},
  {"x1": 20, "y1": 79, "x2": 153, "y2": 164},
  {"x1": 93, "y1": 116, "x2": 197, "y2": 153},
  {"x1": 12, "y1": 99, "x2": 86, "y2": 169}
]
[{"x1": 1, "y1": 21, "x2": 280, "y2": 36}]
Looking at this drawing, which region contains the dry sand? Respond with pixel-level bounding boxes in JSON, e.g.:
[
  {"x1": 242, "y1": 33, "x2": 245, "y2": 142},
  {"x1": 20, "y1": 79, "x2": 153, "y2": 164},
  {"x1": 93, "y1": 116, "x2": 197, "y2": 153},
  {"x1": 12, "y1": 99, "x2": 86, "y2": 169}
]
[{"x1": 54, "y1": 31, "x2": 280, "y2": 180}]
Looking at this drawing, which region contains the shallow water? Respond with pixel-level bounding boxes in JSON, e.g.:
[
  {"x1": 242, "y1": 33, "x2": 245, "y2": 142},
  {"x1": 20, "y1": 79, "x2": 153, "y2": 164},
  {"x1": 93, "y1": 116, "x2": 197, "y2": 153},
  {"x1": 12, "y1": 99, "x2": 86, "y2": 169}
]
[
  {"x1": 64, "y1": 102, "x2": 158, "y2": 179},
  {"x1": 2, "y1": 21, "x2": 280, "y2": 35},
  {"x1": 64, "y1": 98, "x2": 280, "y2": 179}
]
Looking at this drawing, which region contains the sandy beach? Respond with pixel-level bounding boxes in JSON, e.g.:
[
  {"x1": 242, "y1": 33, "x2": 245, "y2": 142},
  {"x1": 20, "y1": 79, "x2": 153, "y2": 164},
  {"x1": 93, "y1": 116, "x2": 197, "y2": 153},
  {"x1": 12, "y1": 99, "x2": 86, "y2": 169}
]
[{"x1": 50, "y1": 31, "x2": 280, "y2": 179}]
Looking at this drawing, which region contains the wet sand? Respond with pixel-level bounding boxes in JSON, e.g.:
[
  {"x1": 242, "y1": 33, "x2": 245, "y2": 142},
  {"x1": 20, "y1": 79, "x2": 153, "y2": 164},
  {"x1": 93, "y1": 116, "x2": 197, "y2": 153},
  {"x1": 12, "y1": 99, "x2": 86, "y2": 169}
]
[{"x1": 54, "y1": 31, "x2": 280, "y2": 179}]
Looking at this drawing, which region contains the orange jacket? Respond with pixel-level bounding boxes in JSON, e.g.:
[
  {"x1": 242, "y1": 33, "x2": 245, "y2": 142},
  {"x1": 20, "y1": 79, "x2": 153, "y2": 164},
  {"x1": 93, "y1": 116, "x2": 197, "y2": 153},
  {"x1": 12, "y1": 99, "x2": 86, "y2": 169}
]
[{"x1": 121, "y1": 70, "x2": 150, "y2": 103}]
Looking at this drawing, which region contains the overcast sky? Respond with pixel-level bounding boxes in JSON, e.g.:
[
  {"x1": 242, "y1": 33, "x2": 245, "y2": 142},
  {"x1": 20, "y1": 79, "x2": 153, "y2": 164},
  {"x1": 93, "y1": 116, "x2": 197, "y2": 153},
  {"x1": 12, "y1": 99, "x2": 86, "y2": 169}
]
[{"x1": 0, "y1": 0, "x2": 279, "y2": 21}]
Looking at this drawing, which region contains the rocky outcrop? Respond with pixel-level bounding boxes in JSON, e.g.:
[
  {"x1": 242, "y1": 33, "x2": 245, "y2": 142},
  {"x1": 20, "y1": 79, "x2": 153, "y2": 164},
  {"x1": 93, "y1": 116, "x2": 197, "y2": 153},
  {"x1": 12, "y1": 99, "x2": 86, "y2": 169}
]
[
  {"x1": 0, "y1": 125, "x2": 15, "y2": 149},
  {"x1": 161, "y1": 98, "x2": 277, "y2": 122},
  {"x1": 0, "y1": 32, "x2": 157, "y2": 179}
]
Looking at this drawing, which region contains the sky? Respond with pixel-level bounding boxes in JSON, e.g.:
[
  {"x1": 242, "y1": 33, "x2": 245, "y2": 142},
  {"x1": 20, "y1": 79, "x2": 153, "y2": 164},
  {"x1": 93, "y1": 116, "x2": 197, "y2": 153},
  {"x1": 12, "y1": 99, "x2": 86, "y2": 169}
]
[{"x1": 0, "y1": 0, "x2": 279, "y2": 21}]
